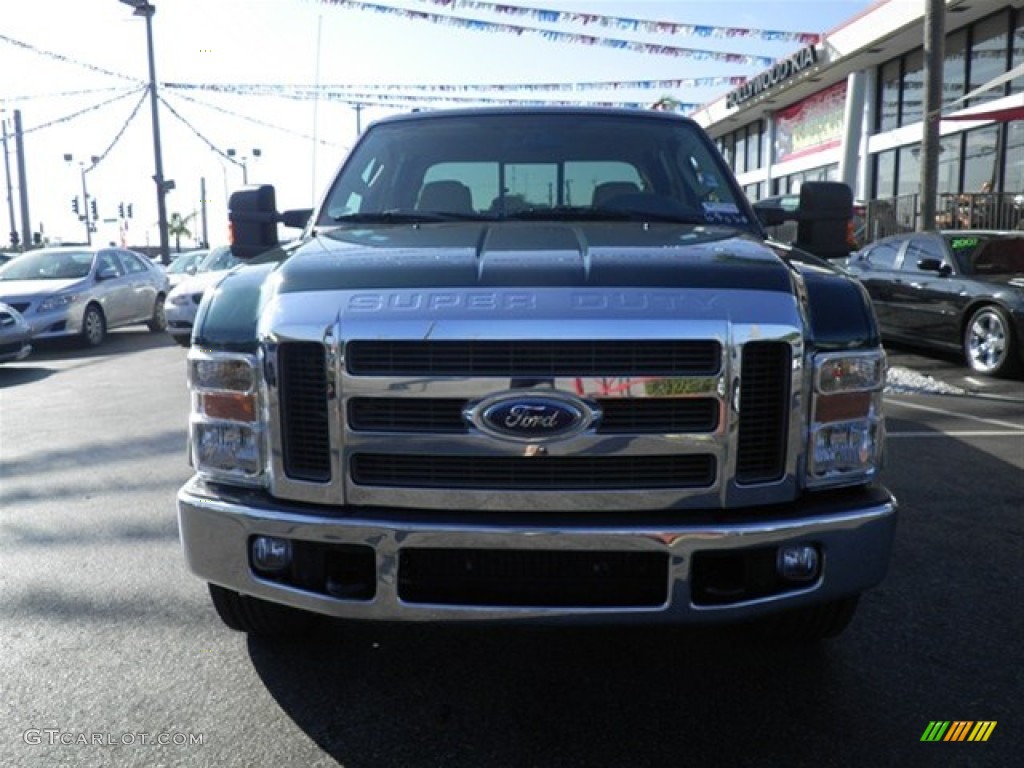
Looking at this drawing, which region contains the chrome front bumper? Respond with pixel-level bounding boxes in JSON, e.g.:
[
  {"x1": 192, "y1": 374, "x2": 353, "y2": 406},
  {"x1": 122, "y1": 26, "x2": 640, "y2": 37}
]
[{"x1": 177, "y1": 477, "x2": 896, "y2": 625}]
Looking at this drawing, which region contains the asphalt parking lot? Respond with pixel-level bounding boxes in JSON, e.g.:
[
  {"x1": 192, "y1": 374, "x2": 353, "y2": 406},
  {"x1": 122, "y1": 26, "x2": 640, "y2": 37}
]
[{"x1": 1, "y1": 331, "x2": 1021, "y2": 768}]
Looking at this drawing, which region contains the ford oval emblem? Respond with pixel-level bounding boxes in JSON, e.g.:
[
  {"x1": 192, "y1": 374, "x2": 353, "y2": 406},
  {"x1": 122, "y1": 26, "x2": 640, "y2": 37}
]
[{"x1": 467, "y1": 393, "x2": 596, "y2": 442}]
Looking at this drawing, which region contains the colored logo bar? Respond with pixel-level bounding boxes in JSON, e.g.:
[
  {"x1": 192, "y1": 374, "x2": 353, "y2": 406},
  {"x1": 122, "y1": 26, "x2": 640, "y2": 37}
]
[{"x1": 921, "y1": 721, "x2": 997, "y2": 742}]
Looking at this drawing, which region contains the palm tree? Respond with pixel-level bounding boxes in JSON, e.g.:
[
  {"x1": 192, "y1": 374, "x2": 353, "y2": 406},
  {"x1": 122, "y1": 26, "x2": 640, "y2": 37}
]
[{"x1": 167, "y1": 211, "x2": 197, "y2": 253}]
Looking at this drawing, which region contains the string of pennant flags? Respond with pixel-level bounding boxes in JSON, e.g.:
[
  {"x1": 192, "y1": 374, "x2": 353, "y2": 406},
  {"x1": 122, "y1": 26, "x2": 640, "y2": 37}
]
[
  {"x1": 164, "y1": 74, "x2": 746, "y2": 96},
  {"x1": 0, "y1": 0, "x2": 823, "y2": 150},
  {"x1": 163, "y1": 81, "x2": 701, "y2": 113},
  {"x1": 314, "y1": 0, "x2": 781, "y2": 67},
  {"x1": 0, "y1": 32, "x2": 140, "y2": 83},
  {"x1": 318, "y1": 0, "x2": 820, "y2": 46}
]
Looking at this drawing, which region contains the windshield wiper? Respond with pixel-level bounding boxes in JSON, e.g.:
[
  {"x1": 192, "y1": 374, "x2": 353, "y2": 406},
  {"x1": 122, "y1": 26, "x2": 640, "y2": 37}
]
[
  {"x1": 502, "y1": 206, "x2": 708, "y2": 225},
  {"x1": 332, "y1": 210, "x2": 487, "y2": 223}
]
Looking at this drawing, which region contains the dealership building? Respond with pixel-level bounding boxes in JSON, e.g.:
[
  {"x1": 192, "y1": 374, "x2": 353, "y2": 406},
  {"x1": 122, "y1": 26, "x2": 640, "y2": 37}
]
[{"x1": 690, "y1": 0, "x2": 1024, "y2": 238}]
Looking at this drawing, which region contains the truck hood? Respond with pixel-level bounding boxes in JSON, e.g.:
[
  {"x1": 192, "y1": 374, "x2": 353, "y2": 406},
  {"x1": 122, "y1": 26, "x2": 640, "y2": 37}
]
[
  {"x1": 275, "y1": 222, "x2": 795, "y2": 293},
  {"x1": 196, "y1": 223, "x2": 879, "y2": 351}
]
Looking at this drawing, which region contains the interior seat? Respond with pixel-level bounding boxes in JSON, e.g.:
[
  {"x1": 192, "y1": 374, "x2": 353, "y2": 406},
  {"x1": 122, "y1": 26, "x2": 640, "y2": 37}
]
[
  {"x1": 417, "y1": 180, "x2": 474, "y2": 214},
  {"x1": 592, "y1": 181, "x2": 641, "y2": 207}
]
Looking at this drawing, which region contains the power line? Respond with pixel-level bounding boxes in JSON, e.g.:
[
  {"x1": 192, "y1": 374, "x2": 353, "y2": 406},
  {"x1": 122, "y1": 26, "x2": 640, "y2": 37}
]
[
  {"x1": 0, "y1": 32, "x2": 140, "y2": 83},
  {"x1": 20, "y1": 86, "x2": 147, "y2": 135}
]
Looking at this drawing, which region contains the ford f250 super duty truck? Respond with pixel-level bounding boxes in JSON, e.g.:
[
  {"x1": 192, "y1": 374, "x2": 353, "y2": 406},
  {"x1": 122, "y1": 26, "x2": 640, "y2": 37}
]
[{"x1": 177, "y1": 107, "x2": 896, "y2": 640}]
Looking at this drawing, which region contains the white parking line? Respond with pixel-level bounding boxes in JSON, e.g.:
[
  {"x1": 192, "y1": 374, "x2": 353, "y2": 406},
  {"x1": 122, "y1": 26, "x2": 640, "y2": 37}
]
[
  {"x1": 887, "y1": 431, "x2": 1024, "y2": 439},
  {"x1": 885, "y1": 397, "x2": 1024, "y2": 432}
]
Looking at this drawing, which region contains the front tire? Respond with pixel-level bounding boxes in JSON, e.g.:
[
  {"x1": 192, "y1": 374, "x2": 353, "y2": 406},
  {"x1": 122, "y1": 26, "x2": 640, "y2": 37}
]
[
  {"x1": 147, "y1": 295, "x2": 167, "y2": 332},
  {"x1": 208, "y1": 583, "x2": 317, "y2": 636},
  {"x1": 80, "y1": 304, "x2": 106, "y2": 347},
  {"x1": 964, "y1": 305, "x2": 1018, "y2": 377},
  {"x1": 756, "y1": 595, "x2": 861, "y2": 642}
]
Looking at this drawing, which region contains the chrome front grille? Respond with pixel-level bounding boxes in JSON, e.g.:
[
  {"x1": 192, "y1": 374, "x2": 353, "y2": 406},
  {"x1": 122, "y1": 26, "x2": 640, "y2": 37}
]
[
  {"x1": 347, "y1": 397, "x2": 720, "y2": 434},
  {"x1": 278, "y1": 342, "x2": 331, "y2": 482},
  {"x1": 351, "y1": 453, "x2": 716, "y2": 490},
  {"x1": 273, "y1": 332, "x2": 796, "y2": 510},
  {"x1": 735, "y1": 341, "x2": 791, "y2": 484},
  {"x1": 345, "y1": 339, "x2": 721, "y2": 376}
]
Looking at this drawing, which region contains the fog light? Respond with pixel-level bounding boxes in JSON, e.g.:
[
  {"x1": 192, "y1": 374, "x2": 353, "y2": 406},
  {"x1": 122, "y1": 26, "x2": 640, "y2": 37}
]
[
  {"x1": 252, "y1": 536, "x2": 292, "y2": 573},
  {"x1": 777, "y1": 545, "x2": 820, "y2": 582}
]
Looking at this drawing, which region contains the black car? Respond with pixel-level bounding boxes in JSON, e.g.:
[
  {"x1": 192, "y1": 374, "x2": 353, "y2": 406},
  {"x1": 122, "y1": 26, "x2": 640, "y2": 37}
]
[{"x1": 847, "y1": 230, "x2": 1024, "y2": 376}]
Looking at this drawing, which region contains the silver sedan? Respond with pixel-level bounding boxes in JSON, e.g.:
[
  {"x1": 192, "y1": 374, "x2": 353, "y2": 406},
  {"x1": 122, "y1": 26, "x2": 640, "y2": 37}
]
[
  {"x1": 0, "y1": 301, "x2": 32, "y2": 363},
  {"x1": 0, "y1": 246, "x2": 170, "y2": 347}
]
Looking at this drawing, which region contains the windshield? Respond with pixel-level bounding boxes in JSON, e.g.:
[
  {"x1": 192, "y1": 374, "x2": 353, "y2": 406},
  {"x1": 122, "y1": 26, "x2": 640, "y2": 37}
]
[
  {"x1": 197, "y1": 246, "x2": 240, "y2": 272},
  {"x1": 319, "y1": 112, "x2": 753, "y2": 230},
  {"x1": 0, "y1": 249, "x2": 94, "y2": 281},
  {"x1": 167, "y1": 251, "x2": 207, "y2": 274},
  {"x1": 946, "y1": 234, "x2": 1024, "y2": 275}
]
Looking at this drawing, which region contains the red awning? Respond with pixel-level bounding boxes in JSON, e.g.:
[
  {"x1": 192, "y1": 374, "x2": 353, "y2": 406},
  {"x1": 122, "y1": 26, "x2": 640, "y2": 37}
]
[{"x1": 942, "y1": 104, "x2": 1024, "y2": 122}]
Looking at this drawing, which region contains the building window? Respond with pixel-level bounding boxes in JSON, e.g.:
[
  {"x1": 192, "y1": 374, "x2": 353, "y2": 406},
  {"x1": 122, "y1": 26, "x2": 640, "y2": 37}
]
[
  {"x1": 943, "y1": 29, "x2": 968, "y2": 112},
  {"x1": 874, "y1": 150, "x2": 896, "y2": 199},
  {"x1": 897, "y1": 146, "x2": 920, "y2": 198},
  {"x1": 937, "y1": 133, "x2": 962, "y2": 195},
  {"x1": 734, "y1": 130, "x2": 748, "y2": 175},
  {"x1": 1004, "y1": 122, "x2": 1024, "y2": 194},
  {"x1": 902, "y1": 48, "x2": 924, "y2": 126},
  {"x1": 747, "y1": 121, "x2": 763, "y2": 171},
  {"x1": 969, "y1": 12, "x2": 1010, "y2": 106},
  {"x1": 1012, "y1": 11, "x2": 1024, "y2": 95},
  {"x1": 963, "y1": 125, "x2": 1000, "y2": 193},
  {"x1": 878, "y1": 58, "x2": 901, "y2": 131}
]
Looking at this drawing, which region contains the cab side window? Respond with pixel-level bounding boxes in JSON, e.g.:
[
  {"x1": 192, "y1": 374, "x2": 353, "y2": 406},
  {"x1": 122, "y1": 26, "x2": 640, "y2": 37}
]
[
  {"x1": 97, "y1": 251, "x2": 125, "y2": 277},
  {"x1": 860, "y1": 241, "x2": 900, "y2": 270},
  {"x1": 900, "y1": 238, "x2": 943, "y2": 272}
]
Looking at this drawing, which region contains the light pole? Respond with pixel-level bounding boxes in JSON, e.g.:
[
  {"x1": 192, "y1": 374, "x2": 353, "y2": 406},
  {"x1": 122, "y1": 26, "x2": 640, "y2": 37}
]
[
  {"x1": 64, "y1": 154, "x2": 99, "y2": 246},
  {"x1": 226, "y1": 147, "x2": 261, "y2": 184},
  {"x1": 120, "y1": 0, "x2": 171, "y2": 264},
  {"x1": 2, "y1": 115, "x2": 17, "y2": 249}
]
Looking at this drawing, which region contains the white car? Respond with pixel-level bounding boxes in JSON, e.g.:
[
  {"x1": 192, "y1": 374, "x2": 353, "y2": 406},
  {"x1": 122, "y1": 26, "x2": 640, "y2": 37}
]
[
  {"x1": 164, "y1": 248, "x2": 209, "y2": 290},
  {"x1": 0, "y1": 246, "x2": 170, "y2": 347},
  {"x1": 164, "y1": 245, "x2": 240, "y2": 346}
]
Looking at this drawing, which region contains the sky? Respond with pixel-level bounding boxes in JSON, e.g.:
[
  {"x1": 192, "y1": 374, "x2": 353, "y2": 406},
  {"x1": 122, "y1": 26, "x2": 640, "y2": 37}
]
[{"x1": 0, "y1": 0, "x2": 879, "y2": 250}]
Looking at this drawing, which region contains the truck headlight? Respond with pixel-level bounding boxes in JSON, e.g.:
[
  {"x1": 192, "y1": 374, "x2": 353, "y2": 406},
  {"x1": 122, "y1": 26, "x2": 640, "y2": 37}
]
[
  {"x1": 187, "y1": 350, "x2": 265, "y2": 486},
  {"x1": 806, "y1": 350, "x2": 886, "y2": 488}
]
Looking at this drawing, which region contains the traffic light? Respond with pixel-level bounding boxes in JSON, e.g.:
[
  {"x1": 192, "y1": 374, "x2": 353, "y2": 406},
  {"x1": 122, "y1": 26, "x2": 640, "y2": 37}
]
[
  {"x1": 118, "y1": 202, "x2": 125, "y2": 218},
  {"x1": 72, "y1": 197, "x2": 80, "y2": 215},
  {"x1": 90, "y1": 199, "x2": 98, "y2": 219},
  {"x1": 9, "y1": 231, "x2": 18, "y2": 248},
  {"x1": 126, "y1": 203, "x2": 133, "y2": 218}
]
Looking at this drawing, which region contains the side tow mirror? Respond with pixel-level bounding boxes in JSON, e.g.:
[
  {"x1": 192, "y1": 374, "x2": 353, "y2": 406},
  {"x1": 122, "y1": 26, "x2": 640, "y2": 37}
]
[{"x1": 229, "y1": 185, "x2": 281, "y2": 260}]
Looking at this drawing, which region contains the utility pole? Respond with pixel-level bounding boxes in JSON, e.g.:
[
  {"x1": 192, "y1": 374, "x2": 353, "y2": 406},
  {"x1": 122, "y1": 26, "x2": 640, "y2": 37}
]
[
  {"x1": 80, "y1": 164, "x2": 93, "y2": 246},
  {"x1": 13, "y1": 110, "x2": 31, "y2": 249},
  {"x1": 918, "y1": 0, "x2": 945, "y2": 231},
  {"x1": 2, "y1": 117, "x2": 17, "y2": 250},
  {"x1": 200, "y1": 176, "x2": 209, "y2": 247},
  {"x1": 121, "y1": 0, "x2": 171, "y2": 265}
]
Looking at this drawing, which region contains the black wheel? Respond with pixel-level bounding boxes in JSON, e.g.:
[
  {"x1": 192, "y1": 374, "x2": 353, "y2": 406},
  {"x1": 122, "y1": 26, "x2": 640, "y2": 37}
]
[
  {"x1": 80, "y1": 304, "x2": 106, "y2": 347},
  {"x1": 208, "y1": 583, "x2": 317, "y2": 636},
  {"x1": 964, "y1": 305, "x2": 1019, "y2": 377},
  {"x1": 147, "y1": 294, "x2": 167, "y2": 332},
  {"x1": 756, "y1": 595, "x2": 860, "y2": 642}
]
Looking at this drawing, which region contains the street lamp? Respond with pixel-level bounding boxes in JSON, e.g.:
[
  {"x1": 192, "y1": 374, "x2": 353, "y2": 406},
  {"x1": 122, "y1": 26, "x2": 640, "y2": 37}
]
[
  {"x1": 120, "y1": 0, "x2": 171, "y2": 264},
  {"x1": 64, "y1": 153, "x2": 99, "y2": 246},
  {"x1": 226, "y1": 148, "x2": 261, "y2": 185}
]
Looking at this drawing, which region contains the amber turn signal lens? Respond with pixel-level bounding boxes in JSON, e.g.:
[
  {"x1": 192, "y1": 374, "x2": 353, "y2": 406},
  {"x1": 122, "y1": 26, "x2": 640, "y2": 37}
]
[{"x1": 201, "y1": 391, "x2": 256, "y2": 421}]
